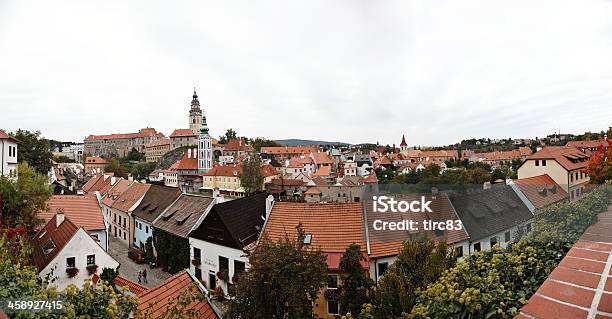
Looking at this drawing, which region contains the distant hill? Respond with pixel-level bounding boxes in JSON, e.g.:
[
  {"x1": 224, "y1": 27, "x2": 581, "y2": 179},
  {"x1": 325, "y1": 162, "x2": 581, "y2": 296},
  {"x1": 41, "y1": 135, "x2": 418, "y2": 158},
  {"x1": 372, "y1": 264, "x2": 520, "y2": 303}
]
[{"x1": 275, "y1": 139, "x2": 350, "y2": 147}]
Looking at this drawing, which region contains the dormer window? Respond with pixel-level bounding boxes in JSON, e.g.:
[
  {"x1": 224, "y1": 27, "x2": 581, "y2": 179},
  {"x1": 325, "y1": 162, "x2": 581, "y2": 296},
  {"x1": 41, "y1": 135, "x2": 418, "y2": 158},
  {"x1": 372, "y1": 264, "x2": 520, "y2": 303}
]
[{"x1": 304, "y1": 233, "x2": 313, "y2": 245}]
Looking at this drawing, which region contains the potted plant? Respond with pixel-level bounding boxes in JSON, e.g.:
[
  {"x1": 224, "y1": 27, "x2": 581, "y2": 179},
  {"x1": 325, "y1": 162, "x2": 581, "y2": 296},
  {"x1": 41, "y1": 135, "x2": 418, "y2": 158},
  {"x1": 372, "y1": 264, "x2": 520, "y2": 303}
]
[
  {"x1": 191, "y1": 258, "x2": 201, "y2": 267},
  {"x1": 86, "y1": 264, "x2": 98, "y2": 275},
  {"x1": 66, "y1": 267, "x2": 79, "y2": 278},
  {"x1": 213, "y1": 286, "x2": 225, "y2": 300},
  {"x1": 216, "y1": 270, "x2": 229, "y2": 282}
]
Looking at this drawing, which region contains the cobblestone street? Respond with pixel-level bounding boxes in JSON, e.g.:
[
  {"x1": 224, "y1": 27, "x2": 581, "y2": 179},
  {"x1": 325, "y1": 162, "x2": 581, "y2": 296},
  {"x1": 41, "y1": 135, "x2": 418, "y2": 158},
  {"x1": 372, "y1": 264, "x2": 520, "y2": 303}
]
[{"x1": 107, "y1": 235, "x2": 171, "y2": 288}]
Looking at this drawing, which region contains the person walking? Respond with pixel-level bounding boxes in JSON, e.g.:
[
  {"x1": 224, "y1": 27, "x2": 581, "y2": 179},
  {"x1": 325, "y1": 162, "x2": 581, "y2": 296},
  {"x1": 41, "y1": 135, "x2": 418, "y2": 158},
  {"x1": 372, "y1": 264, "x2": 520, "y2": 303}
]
[
  {"x1": 137, "y1": 270, "x2": 142, "y2": 284},
  {"x1": 142, "y1": 268, "x2": 148, "y2": 284}
]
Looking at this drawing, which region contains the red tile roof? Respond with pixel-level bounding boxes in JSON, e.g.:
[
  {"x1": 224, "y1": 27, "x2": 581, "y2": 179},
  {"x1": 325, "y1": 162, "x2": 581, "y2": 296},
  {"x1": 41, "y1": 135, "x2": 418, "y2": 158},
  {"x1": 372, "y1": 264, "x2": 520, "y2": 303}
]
[
  {"x1": 31, "y1": 216, "x2": 80, "y2": 271},
  {"x1": 40, "y1": 195, "x2": 106, "y2": 231},
  {"x1": 85, "y1": 156, "x2": 107, "y2": 164},
  {"x1": 222, "y1": 139, "x2": 253, "y2": 152},
  {"x1": 175, "y1": 150, "x2": 199, "y2": 170},
  {"x1": 420, "y1": 150, "x2": 459, "y2": 158},
  {"x1": 566, "y1": 139, "x2": 607, "y2": 149},
  {"x1": 264, "y1": 202, "x2": 366, "y2": 253},
  {"x1": 85, "y1": 128, "x2": 162, "y2": 141},
  {"x1": 114, "y1": 276, "x2": 149, "y2": 295},
  {"x1": 526, "y1": 146, "x2": 590, "y2": 171},
  {"x1": 101, "y1": 179, "x2": 133, "y2": 207},
  {"x1": 477, "y1": 148, "x2": 532, "y2": 161},
  {"x1": 517, "y1": 205, "x2": 612, "y2": 319},
  {"x1": 514, "y1": 174, "x2": 568, "y2": 209},
  {"x1": 112, "y1": 183, "x2": 151, "y2": 212},
  {"x1": 261, "y1": 146, "x2": 321, "y2": 155},
  {"x1": 170, "y1": 129, "x2": 196, "y2": 138},
  {"x1": 137, "y1": 271, "x2": 219, "y2": 319},
  {"x1": 311, "y1": 152, "x2": 333, "y2": 165},
  {"x1": 312, "y1": 166, "x2": 331, "y2": 177},
  {"x1": 0, "y1": 129, "x2": 18, "y2": 142}
]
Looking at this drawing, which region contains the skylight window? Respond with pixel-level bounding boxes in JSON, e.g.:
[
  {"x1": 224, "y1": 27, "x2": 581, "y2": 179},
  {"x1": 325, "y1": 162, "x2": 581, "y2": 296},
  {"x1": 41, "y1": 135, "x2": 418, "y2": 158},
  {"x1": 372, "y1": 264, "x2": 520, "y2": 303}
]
[
  {"x1": 304, "y1": 233, "x2": 313, "y2": 245},
  {"x1": 43, "y1": 240, "x2": 56, "y2": 255}
]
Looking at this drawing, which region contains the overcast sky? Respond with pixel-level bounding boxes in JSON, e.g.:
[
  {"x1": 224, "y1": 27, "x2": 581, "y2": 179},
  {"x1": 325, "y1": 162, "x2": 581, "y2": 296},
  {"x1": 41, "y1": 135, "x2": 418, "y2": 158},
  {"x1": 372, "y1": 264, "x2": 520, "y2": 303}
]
[{"x1": 1, "y1": 0, "x2": 611, "y2": 146}]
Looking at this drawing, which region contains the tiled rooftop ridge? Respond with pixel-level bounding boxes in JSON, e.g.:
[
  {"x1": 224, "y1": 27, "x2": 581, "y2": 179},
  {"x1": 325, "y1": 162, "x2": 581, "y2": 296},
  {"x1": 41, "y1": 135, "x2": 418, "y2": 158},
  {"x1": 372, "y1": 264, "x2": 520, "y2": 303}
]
[{"x1": 516, "y1": 204, "x2": 612, "y2": 319}]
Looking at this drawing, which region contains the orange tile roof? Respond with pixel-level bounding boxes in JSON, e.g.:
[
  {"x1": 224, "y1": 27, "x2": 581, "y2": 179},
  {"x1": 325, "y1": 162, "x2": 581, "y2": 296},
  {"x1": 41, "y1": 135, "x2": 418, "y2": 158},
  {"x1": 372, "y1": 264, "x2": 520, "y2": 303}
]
[
  {"x1": 263, "y1": 202, "x2": 366, "y2": 253},
  {"x1": 311, "y1": 152, "x2": 333, "y2": 165},
  {"x1": 363, "y1": 173, "x2": 378, "y2": 184},
  {"x1": 260, "y1": 164, "x2": 278, "y2": 177},
  {"x1": 526, "y1": 146, "x2": 590, "y2": 171},
  {"x1": 517, "y1": 206, "x2": 612, "y2": 319},
  {"x1": 137, "y1": 271, "x2": 219, "y2": 319},
  {"x1": 40, "y1": 195, "x2": 105, "y2": 231},
  {"x1": 476, "y1": 148, "x2": 532, "y2": 161},
  {"x1": 305, "y1": 187, "x2": 322, "y2": 195},
  {"x1": 114, "y1": 276, "x2": 149, "y2": 295},
  {"x1": 566, "y1": 139, "x2": 607, "y2": 149},
  {"x1": 312, "y1": 166, "x2": 331, "y2": 177},
  {"x1": 0, "y1": 129, "x2": 18, "y2": 142},
  {"x1": 112, "y1": 183, "x2": 151, "y2": 212},
  {"x1": 169, "y1": 129, "x2": 196, "y2": 138},
  {"x1": 85, "y1": 156, "x2": 107, "y2": 164},
  {"x1": 31, "y1": 216, "x2": 80, "y2": 271},
  {"x1": 102, "y1": 179, "x2": 133, "y2": 207},
  {"x1": 420, "y1": 150, "x2": 458, "y2": 158},
  {"x1": 202, "y1": 164, "x2": 242, "y2": 177},
  {"x1": 514, "y1": 174, "x2": 568, "y2": 209},
  {"x1": 261, "y1": 146, "x2": 320, "y2": 155},
  {"x1": 223, "y1": 139, "x2": 253, "y2": 152},
  {"x1": 175, "y1": 151, "x2": 199, "y2": 170}
]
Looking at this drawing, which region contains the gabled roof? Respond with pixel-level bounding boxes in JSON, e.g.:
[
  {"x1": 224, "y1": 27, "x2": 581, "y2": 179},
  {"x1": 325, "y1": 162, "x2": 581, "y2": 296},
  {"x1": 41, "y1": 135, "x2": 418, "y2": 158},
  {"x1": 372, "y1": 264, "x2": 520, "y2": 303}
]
[
  {"x1": 40, "y1": 195, "x2": 105, "y2": 231},
  {"x1": 190, "y1": 193, "x2": 268, "y2": 249},
  {"x1": 513, "y1": 174, "x2": 568, "y2": 209},
  {"x1": 137, "y1": 270, "x2": 219, "y2": 319},
  {"x1": 202, "y1": 164, "x2": 242, "y2": 177},
  {"x1": 263, "y1": 202, "x2": 366, "y2": 253},
  {"x1": 312, "y1": 166, "x2": 331, "y2": 177},
  {"x1": 449, "y1": 185, "x2": 534, "y2": 241},
  {"x1": 132, "y1": 185, "x2": 182, "y2": 223},
  {"x1": 566, "y1": 139, "x2": 606, "y2": 149},
  {"x1": 0, "y1": 129, "x2": 18, "y2": 142},
  {"x1": 31, "y1": 216, "x2": 80, "y2": 272},
  {"x1": 82, "y1": 174, "x2": 103, "y2": 192},
  {"x1": 311, "y1": 152, "x2": 333, "y2": 165},
  {"x1": 102, "y1": 179, "x2": 133, "y2": 207},
  {"x1": 112, "y1": 183, "x2": 151, "y2": 212},
  {"x1": 114, "y1": 276, "x2": 149, "y2": 295},
  {"x1": 223, "y1": 139, "x2": 253, "y2": 152},
  {"x1": 175, "y1": 150, "x2": 198, "y2": 170},
  {"x1": 525, "y1": 146, "x2": 590, "y2": 171},
  {"x1": 153, "y1": 194, "x2": 214, "y2": 238}
]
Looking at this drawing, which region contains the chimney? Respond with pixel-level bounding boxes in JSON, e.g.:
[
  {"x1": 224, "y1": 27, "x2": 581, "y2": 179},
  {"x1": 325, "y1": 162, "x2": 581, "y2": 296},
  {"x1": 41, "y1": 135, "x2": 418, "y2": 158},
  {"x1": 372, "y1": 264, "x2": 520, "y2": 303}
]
[
  {"x1": 111, "y1": 176, "x2": 116, "y2": 185},
  {"x1": 483, "y1": 182, "x2": 491, "y2": 190},
  {"x1": 188, "y1": 149, "x2": 192, "y2": 158},
  {"x1": 265, "y1": 195, "x2": 275, "y2": 220},
  {"x1": 194, "y1": 148, "x2": 198, "y2": 159},
  {"x1": 213, "y1": 188, "x2": 225, "y2": 203},
  {"x1": 56, "y1": 208, "x2": 65, "y2": 227}
]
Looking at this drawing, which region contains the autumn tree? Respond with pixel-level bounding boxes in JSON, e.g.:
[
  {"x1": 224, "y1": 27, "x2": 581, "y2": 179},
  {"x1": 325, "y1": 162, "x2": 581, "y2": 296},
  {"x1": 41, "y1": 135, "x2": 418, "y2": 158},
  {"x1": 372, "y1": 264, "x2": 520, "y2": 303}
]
[
  {"x1": 12, "y1": 129, "x2": 54, "y2": 174},
  {"x1": 240, "y1": 155, "x2": 264, "y2": 194},
  {"x1": 0, "y1": 162, "x2": 53, "y2": 231},
  {"x1": 226, "y1": 226, "x2": 328, "y2": 319},
  {"x1": 372, "y1": 240, "x2": 456, "y2": 318},
  {"x1": 338, "y1": 244, "x2": 374, "y2": 317},
  {"x1": 586, "y1": 139, "x2": 611, "y2": 183}
]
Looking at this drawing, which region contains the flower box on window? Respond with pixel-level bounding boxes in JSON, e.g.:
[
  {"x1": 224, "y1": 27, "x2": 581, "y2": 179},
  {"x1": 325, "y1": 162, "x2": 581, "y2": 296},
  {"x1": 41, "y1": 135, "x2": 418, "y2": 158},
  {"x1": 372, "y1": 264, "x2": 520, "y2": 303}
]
[
  {"x1": 86, "y1": 264, "x2": 98, "y2": 275},
  {"x1": 66, "y1": 267, "x2": 79, "y2": 278}
]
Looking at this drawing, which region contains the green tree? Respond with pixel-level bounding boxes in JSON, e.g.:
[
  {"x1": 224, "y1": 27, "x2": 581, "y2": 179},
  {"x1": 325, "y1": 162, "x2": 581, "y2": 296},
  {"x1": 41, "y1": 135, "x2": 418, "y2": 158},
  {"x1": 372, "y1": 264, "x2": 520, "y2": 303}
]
[
  {"x1": 466, "y1": 167, "x2": 491, "y2": 184},
  {"x1": 227, "y1": 225, "x2": 328, "y2": 319},
  {"x1": 100, "y1": 267, "x2": 119, "y2": 285},
  {"x1": 586, "y1": 139, "x2": 612, "y2": 183},
  {"x1": 131, "y1": 161, "x2": 157, "y2": 181},
  {"x1": 219, "y1": 128, "x2": 238, "y2": 144},
  {"x1": 53, "y1": 155, "x2": 75, "y2": 163},
  {"x1": 339, "y1": 244, "x2": 373, "y2": 317},
  {"x1": 126, "y1": 147, "x2": 145, "y2": 161},
  {"x1": 12, "y1": 129, "x2": 54, "y2": 174},
  {"x1": 104, "y1": 158, "x2": 128, "y2": 178},
  {"x1": 0, "y1": 162, "x2": 53, "y2": 231},
  {"x1": 373, "y1": 240, "x2": 456, "y2": 318},
  {"x1": 144, "y1": 237, "x2": 155, "y2": 263},
  {"x1": 249, "y1": 137, "x2": 281, "y2": 152},
  {"x1": 240, "y1": 155, "x2": 264, "y2": 194}
]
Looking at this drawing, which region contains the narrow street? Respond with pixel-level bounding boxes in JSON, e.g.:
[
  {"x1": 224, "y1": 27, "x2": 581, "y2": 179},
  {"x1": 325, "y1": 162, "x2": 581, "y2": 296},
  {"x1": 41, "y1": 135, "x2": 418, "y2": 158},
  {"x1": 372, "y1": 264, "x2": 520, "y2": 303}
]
[{"x1": 107, "y1": 235, "x2": 171, "y2": 288}]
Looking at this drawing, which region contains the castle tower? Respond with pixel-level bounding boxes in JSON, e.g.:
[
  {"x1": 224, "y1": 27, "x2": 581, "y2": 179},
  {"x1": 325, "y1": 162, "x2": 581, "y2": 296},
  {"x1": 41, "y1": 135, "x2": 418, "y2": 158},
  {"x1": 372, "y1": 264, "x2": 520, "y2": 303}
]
[
  {"x1": 198, "y1": 113, "x2": 213, "y2": 173},
  {"x1": 189, "y1": 89, "x2": 203, "y2": 135},
  {"x1": 400, "y1": 134, "x2": 408, "y2": 152}
]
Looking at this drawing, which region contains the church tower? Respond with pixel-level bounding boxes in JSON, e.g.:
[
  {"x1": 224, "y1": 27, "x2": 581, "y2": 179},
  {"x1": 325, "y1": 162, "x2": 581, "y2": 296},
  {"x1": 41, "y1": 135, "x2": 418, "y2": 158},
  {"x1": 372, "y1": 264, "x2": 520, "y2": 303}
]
[
  {"x1": 400, "y1": 134, "x2": 408, "y2": 152},
  {"x1": 189, "y1": 89, "x2": 203, "y2": 135},
  {"x1": 198, "y1": 112, "x2": 213, "y2": 173}
]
